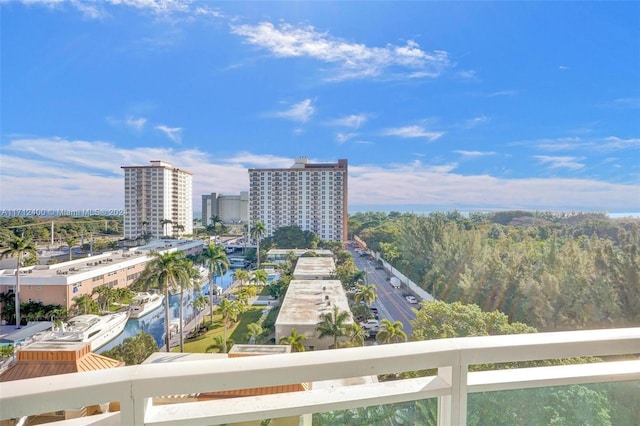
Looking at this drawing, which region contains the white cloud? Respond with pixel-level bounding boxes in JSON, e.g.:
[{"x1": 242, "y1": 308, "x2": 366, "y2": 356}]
[
  {"x1": 105, "y1": 0, "x2": 189, "y2": 14},
  {"x1": 125, "y1": 116, "x2": 147, "y2": 131},
  {"x1": 601, "y1": 136, "x2": 640, "y2": 150},
  {"x1": 464, "y1": 115, "x2": 489, "y2": 128},
  {"x1": 456, "y1": 70, "x2": 478, "y2": 80},
  {"x1": 70, "y1": 0, "x2": 108, "y2": 19},
  {"x1": 231, "y1": 22, "x2": 450, "y2": 81},
  {"x1": 336, "y1": 132, "x2": 358, "y2": 144},
  {"x1": 155, "y1": 125, "x2": 182, "y2": 143},
  {"x1": 270, "y1": 99, "x2": 315, "y2": 123},
  {"x1": 528, "y1": 136, "x2": 640, "y2": 152},
  {"x1": 534, "y1": 155, "x2": 586, "y2": 171},
  {"x1": 382, "y1": 125, "x2": 444, "y2": 141},
  {"x1": 485, "y1": 90, "x2": 518, "y2": 97},
  {"x1": 455, "y1": 150, "x2": 497, "y2": 158},
  {"x1": 348, "y1": 162, "x2": 638, "y2": 212},
  {"x1": 329, "y1": 114, "x2": 367, "y2": 129},
  {"x1": 604, "y1": 97, "x2": 640, "y2": 108},
  {"x1": 559, "y1": 65, "x2": 569, "y2": 70},
  {"x1": 13, "y1": 0, "x2": 191, "y2": 18},
  {"x1": 0, "y1": 138, "x2": 637, "y2": 212}
]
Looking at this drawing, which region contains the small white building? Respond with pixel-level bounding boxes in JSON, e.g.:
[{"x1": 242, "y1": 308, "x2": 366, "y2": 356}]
[
  {"x1": 292, "y1": 257, "x2": 336, "y2": 280},
  {"x1": 275, "y1": 280, "x2": 352, "y2": 351},
  {"x1": 265, "y1": 249, "x2": 333, "y2": 264}
]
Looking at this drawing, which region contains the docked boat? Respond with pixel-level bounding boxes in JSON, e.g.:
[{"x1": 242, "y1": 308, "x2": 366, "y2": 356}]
[
  {"x1": 129, "y1": 292, "x2": 164, "y2": 318},
  {"x1": 36, "y1": 312, "x2": 129, "y2": 352}
]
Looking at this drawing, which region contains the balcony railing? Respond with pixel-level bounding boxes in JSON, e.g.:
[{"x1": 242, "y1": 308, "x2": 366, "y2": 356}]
[{"x1": 1, "y1": 328, "x2": 638, "y2": 425}]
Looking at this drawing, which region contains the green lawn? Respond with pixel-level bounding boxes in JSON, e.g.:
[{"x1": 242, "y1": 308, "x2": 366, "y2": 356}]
[{"x1": 179, "y1": 306, "x2": 264, "y2": 353}]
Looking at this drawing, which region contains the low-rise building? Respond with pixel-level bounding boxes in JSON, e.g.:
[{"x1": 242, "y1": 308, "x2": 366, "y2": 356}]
[
  {"x1": 0, "y1": 240, "x2": 204, "y2": 311},
  {"x1": 275, "y1": 280, "x2": 352, "y2": 351},
  {"x1": 265, "y1": 249, "x2": 333, "y2": 264},
  {"x1": 292, "y1": 257, "x2": 336, "y2": 280}
]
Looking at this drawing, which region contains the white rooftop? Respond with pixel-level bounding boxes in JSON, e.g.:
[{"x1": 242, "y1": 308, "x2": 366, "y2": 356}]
[
  {"x1": 293, "y1": 257, "x2": 336, "y2": 279},
  {"x1": 276, "y1": 280, "x2": 352, "y2": 327},
  {"x1": 0, "y1": 239, "x2": 203, "y2": 284}
]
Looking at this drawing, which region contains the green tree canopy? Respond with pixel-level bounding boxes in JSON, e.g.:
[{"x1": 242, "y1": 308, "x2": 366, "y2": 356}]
[{"x1": 101, "y1": 332, "x2": 158, "y2": 365}]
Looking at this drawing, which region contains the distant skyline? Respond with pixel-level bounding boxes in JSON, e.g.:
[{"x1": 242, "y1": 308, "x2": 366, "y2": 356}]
[{"x1": 1, "y1": 1, "x2": 639, "y2": 214}]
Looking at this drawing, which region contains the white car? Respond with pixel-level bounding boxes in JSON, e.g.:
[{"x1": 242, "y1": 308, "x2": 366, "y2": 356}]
[
  {"x1": 405, "y1": 296, "x2": 418, "y2": 304},
  {"x1": 359, "y1": 319, "x2": 380, "y2": 331}
]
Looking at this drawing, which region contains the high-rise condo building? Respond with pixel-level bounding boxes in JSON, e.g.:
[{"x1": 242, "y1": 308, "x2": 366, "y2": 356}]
[
  {"x1": 122, "y1": 161, "x2": 193, "y2": 240},
  {"x1": 248, "y1": 157, "x2": 348, "y2": 242}
]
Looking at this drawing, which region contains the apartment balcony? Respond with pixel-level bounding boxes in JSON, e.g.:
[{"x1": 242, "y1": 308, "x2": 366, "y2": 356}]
[{"x1": 1, "y1": 328, "x2": 638, "y2": 426}]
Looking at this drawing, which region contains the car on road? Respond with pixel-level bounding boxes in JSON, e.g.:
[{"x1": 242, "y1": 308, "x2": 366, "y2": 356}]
[
  {"x1": 389, "y1": 277, "x2": 401, "y2": 288},
  {"x1": 359, "y1": 319, "x2": 380, "y2": 331},
  {"x1": 405, "y1": 295, "x2": 418, "y2": 304}
]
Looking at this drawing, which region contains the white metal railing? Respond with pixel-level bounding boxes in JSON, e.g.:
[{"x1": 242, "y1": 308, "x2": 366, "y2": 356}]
[{"x1": 1, "y1": 327, "x2": 639, "y2": 425}]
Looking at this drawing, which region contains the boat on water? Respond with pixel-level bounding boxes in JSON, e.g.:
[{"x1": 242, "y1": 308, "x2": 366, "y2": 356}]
[
  {"x1": 36, "y1": 312, "x2": 129, "y2": 352},
  {"x1": 129, "y1": 292, "x2": 164, "y2": 318}
]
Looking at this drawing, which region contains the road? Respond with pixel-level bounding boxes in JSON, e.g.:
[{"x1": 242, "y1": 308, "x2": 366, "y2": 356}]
[{"x1": 349, "y1": 249, "x2": 416, "y2": 336}]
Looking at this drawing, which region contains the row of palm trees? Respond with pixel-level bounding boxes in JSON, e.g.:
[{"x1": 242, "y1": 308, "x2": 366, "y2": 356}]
[
  {"x1": 136, "y1": 250, "x2": 202, "y2": 352},
  {"x1": 276, "y1": 307, "x2": 408, "y2": 352}
]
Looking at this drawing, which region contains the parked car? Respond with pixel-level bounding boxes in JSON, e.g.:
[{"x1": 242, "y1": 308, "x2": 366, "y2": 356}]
[{"x1": 405, "y1": 295, "x2": 418, "y2": 304}]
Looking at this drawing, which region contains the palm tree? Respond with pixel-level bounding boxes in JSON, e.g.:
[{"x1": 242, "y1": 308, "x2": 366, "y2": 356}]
[
  {"x1": 216, "y1": 298, "x2": 243, "y2": 354},
  {"x1": 279, "y1": 328, "x2": 307, "y2": 352},
  {"x1": 348, "y1": 323, "x2": 369, "y2": 347},
  {"x1": 352, "y1": 270, "x2": 366, "y2": 287},
  {"x1": 233, "y1": 269, "x2": 250, "y2": 292},
  {"x1": 92, "y1": 286, "x2": 116, "y2": 312},
  {"x1": 375, "y1": 319, "x2": 408, "y2": 344},
  {"x1": 65, "y1": 236, "x2": 76, "y2": 261},
  {"x1": 136, "y1": 250, "x2": 194, "y2": 352},
  {"x1": 71, "y1": 294, "x2": 99, "y2": 315},
  {"x1": 316, "y1": 305, "x2": 352, "y2": 349},
  {"x1": 250, "y1": 221, "x2": 267, "y2": 269},
  {"x1": 246, "y1": 322, "x2": 264, "y2": 344},
  {"x1": 176, "y1": 258, "x2": 201, "y2": 352},
  {"x1": 0, "y1": 236, "x2": 37, "y2": 328},
  {"x1": 190, "y1": 294, "x2": 209, "y2": 332},
  {"x1": 206, "y1": 335, "x2": 235, "y2": 354},
  {"x1": 354, "y1": 284, "x2": 377, "y2": 306},
  {"x1": 251, "y1": 269, "x2": 268, "y2": 289},
  {"x1": 200, "y1": 243, "x2": 230, "y2": 323},
  {"x1": 160, "y1": 219, "x2": 172, "y2": 238},
  {"x1": 174, "y1": 224, "x2": 185, "y2": 238}
]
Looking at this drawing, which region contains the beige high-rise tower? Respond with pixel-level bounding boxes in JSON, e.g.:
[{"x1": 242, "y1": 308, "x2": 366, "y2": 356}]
[
  {"x1": 248, "y1": 158, "x2": 348, "y2": 242},
  {"x1": 122, "y1": 161, "x2": 193, "y2": 240}
]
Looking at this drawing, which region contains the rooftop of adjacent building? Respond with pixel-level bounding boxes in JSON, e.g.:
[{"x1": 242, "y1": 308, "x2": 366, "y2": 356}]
[
  {"x1": 0, "y1": 341, "x2": 123, "y2": 382},
  {"x1": 0, "y1": 239, "x2": 203, "y2": 283},
  {"x1": 292, "y1": 257, "x2": 336, "y2": 278},
  {"x1": 276, "y1": 280, "x2": 352, "y2": 326}
]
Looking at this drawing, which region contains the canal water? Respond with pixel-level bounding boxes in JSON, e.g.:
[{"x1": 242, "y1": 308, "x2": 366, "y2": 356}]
[{"x1": 97, "y1": 271, "x2": 235, "y2": 353}]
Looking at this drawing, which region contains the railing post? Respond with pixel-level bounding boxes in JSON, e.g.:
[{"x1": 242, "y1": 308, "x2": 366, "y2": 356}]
[
  {"x1": 119, "y1": 395, "x2": 151, "y2": 425},
  {"x1": 438, "y1": 364, "x2": 468, "y2": 426}
]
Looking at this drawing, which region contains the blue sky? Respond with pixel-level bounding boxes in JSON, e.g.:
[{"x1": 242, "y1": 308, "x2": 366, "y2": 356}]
[{"x1": 1, "y1": 0, "x2": 639, "y2": 215}]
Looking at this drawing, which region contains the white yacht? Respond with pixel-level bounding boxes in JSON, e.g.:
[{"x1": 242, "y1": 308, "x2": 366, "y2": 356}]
[
  {"x1": 37, "y1": 312, "x2": 129, "y2": 352},
  {"x1": 129, "y1": 292, "x2": 164, "y2": 319}
]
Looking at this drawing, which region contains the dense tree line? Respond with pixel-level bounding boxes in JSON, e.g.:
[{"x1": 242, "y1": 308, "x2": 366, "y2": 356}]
[
  {"x1": 0, "y1": 216, "x2": 123, "y2": 247},
  {"x1": 350, "y1": 211, "x2": 640, "y2": 330}
]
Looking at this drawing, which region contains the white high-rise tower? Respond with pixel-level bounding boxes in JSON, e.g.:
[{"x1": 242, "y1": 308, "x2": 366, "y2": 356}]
[
  {"x1": 248, "y1": 158, "x2": 348, "y2": 242},
  {"x1": 122, "y1": 161, "x2": 193, "y2": 240}
]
